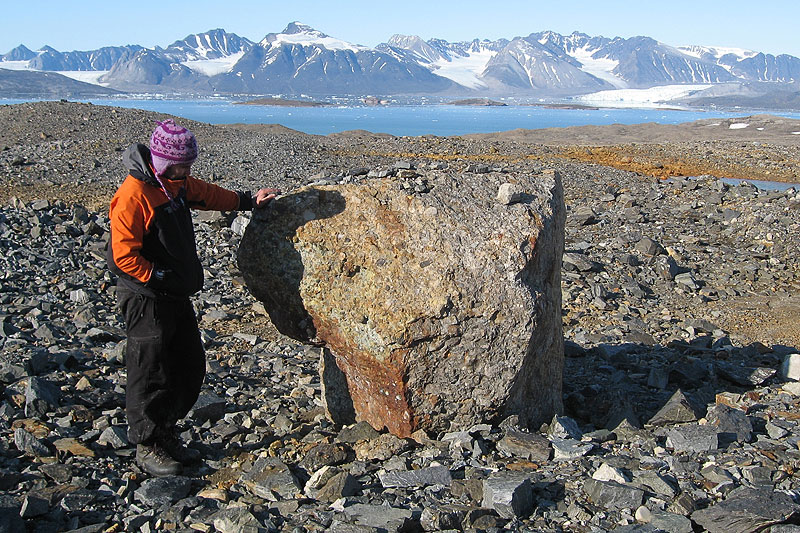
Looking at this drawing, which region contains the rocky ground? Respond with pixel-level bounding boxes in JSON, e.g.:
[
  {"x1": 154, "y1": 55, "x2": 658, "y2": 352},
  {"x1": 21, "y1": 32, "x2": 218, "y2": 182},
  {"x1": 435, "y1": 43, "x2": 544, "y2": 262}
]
[{"x1": 1, "y1": 100, "x2": 800, "y2": 532}]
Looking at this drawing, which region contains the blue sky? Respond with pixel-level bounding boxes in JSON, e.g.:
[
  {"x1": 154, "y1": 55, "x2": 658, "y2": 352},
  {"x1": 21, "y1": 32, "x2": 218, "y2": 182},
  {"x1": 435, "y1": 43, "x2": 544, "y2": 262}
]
[{"x1": 3, "y1": 0, "x2": 798, "y2": 57}]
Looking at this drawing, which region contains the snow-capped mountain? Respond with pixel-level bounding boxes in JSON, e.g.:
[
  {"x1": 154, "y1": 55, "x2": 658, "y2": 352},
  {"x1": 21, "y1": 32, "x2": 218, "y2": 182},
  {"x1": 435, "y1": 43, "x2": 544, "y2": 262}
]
[
  {"x1": 1, "y1": 44, "x2": 142, "y2": 71},
  {"x1": 383, "y1": 31, "x2": 757, "y2": 94},
  {"x1": 3, "y1": 23, "x2": 800, "y2": 97},
  {"x1": 99, "y1": 23, "x2": 454, "y2": 94},
  {"x1": 679, "y1": 45, "x2": 800, "y2": 83}
]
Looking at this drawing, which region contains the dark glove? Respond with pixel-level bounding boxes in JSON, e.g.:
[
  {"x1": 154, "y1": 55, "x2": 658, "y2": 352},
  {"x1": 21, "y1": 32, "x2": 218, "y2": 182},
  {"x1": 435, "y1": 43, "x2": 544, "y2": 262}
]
[{"x1": 145, "y1": 265, "x2": 173, "y2": 293}]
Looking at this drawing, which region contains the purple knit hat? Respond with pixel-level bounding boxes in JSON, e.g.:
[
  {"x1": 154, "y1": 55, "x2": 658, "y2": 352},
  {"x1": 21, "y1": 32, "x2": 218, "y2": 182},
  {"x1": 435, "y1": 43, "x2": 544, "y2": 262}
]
[{"x1": 149, "y1": 119, "x2": 198, "y2": 177}]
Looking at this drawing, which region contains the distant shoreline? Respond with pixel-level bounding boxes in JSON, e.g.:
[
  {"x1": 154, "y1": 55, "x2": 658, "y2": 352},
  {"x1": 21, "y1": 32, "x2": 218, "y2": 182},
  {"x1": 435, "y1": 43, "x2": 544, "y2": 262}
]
[{"x1": 234, "y1": 97, "x2": 332, "y2": 107}]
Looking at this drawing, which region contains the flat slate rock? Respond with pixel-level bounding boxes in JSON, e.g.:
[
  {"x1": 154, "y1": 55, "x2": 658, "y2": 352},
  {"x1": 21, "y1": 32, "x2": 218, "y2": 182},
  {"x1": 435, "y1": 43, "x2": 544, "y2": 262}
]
[
  {"x1": 379, "y1": 465, "x2": 452, "y2": 488},
  {"x1": 583, "y1": 478, "x2": 645, "y2": 511},
  {"x1": 691, "y1": 488, "x2": 799, "y2": 533},
  {"x1": 133, "y1": 476, "x2": 192, "y2": 507},
  {"x1": 496, "y1": 430, "x2": 551, "y2": 461},
  {"x1": 239, "y1": 456, "x2": 301, "y2": 501}
]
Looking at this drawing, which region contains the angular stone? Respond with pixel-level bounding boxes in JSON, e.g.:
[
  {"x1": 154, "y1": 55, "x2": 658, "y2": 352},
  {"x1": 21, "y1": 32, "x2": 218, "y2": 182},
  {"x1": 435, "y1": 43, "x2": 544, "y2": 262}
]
[
  {"x1": 548, "y1": 414, "x2": 583, "y2": 440},
  {"x1": 583, "y1": 478, "x2": 645, "y2": 511},
  {"x1": 342, "y1": 503, "x2": 418, "y2": 531},
  {"x1": 239, "y1": 171, "x2": 565, "y2": 436},
  {"x1": 239, "y1": 457, "x2": 301, "y2": 501},
  {"x1": 647, "y1": 389, "x2": 701, "y2": 426},
  {"x1": 189, "y1": 392, "x2": 226, "y2": 423},
  {"x1": 300, "y1": 442, "x2": 349, "y2": 472},
  {"x1": 691, "y1": 488, "x2": 799, "y2": 533},
  {"x1": 316, "y1": 472, "x2": 361, "y2": 502},
  {"x1": 97, "y1": 425, "x2": 129, "y2": 449},
  {"x1": 337, "y1": 421, "x2": 381, "y2": 443},
  {"x1": 20, "y1": 493, "x2": 49, "y2": 518},
  {"x1": 650, "y1": 510, "x2": 693, "y2": 533},
  {"x1": 379, "y1": 465, "x2": 452, "y2": 488},
  {"x1": 633, "y1": 471, "x2": 679, "y2": 498},
  {"x1": 665, "y1": 424, "x2": 719, "y2": 453},
  {"x1": 353, "y1": 433, "x2": 411, "y2": 462},
  {"x1": 496, "y1": 430, "x2": 551, "y2": 462},
  {"x1": 211, "y1": 506, "x2": 265, "y2": 533},
  {"x1": 25, "y1": 377, "x2": 60, "y2": 418},
  {"x1": 482, "y1": 472, "x2": 533, "y2": 519},
  {"x1": 781, "y1": 353, "x2": 800, "y2": 381},
  {"x1": 716, "y1": 363, "x2": 777, "y2": 386},
  {"x1": 634, "y1": 237, "x2": 663, "y2": 256},
  {"x1": 14, "y1": 428, "x2": 52, "y2": 457},
  {"x1": 550, "y1": 437, "x2": 593, "y2": 461},
  {"x1": 705, "y1": 404, "x2": 752, "y2": 445},
  {"x1": 134, "y1": 476, "x2": 192, "y2": 507},
  {"x1": 592, "y1": 463, "x2": 628, "y2": 484}
]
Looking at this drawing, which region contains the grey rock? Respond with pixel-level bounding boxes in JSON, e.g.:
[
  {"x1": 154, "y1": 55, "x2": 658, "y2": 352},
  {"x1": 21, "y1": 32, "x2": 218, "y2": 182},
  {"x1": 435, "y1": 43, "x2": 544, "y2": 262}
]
[
  {"x1": 706, "y1": 404, "x2": 752, "y2": 445},
  {"x1": 0, "y1": 363, "x2": 26, "y2": 383},
  {"x1": 741, "y1": 465, "x2": 774, "y2": 487},
  {"x1": 134, "y1": 476, "x2": 192, "y2": 507},
  {"x1": 548, "y1": 414, "x2": 583, "y2": 439},
  {"x1": 563, "y1": 252, "x2": 598, "y2": 272},
  {"x1": 482, "y1": 472, "x2": 534, "y2": 519},
  {"x1": 592, "y1": 463, "x2": 628, "y2": 483},
  {"x1": 14, "y1": 428, "x2": 53, "y2": 457},
  {"x1": 337, "y1": 421, "x2": 380, "y2": 443},
  {"x1": 633, "y1": 471, "x2": 679, "y2": 498},
  {"x1": 97, "y1": 425, "x2": 129, "y2": 449},
  {"x1": 316, "y1": 471, "x2": 361, "y2": 501},
  {"x1": 25, "y1": 376, "x2": 60, "y2": 418},
  {"x1": 583, "y1": 478, "x2": 645, "y2": 511},
  {"x1": 189, "y1": 391, "x2": 226, "y2": 423},
  {"x1": 717, "y1": 363, "x2": 777, "y2": 386},
  {"x1": 211, "y1": 506, "x2": 267, "y2": 533},
  {"x1": 379, "y1": 465, "x2": 452, "y2": 488},
  {"x1": 647, "y1": 389, "x2": 701, "y2": 426},
  {"x1": 341, "y1": 503, "x2": 419, "y2": 531},
  {"x1": 781, "y1": 353, "x2": 800, "y2": 380},
  {"x1": 59, "y1": 489, "x2": 96, "y2": 512},
  {"x1": 496, "y1": 430, "x2": 551, "y2": 461},
  {"x1": 691, "y1": 488, "x2": 799, "y2": 533},
  {"x1": 20, "y1": 493, "x2": 49, "y2": 518},
  {"x1": 634, "y1": 237, "x2": 663, "y2": 256},
  {"x1": 550, "y1": 437, "x2": 593, "y2": 461},
  {"x1": 300, "y1": 442, "x2": 349, "y2": 472},
  {"x1": 665, "y1": 424, "x2": 719, "y2": 453},
  {"x1": 675, "y1": 271, "x2": 700, "y2": 290},
  {"x1": 650, "y1": 510, "x2": 693, "y2": 533},
  {"x1": 240, "y1": 457, "x2": 301, "y2": 501},
  {"x1": 39, "y1": 463, "x2": 72, "y2": 483}
]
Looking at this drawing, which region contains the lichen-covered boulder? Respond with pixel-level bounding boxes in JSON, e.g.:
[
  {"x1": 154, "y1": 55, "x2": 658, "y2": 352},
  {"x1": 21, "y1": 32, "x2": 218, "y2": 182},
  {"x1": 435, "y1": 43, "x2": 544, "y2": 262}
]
[{"x1": 238, "y1": 169, "x2": 565, "y2": 437}]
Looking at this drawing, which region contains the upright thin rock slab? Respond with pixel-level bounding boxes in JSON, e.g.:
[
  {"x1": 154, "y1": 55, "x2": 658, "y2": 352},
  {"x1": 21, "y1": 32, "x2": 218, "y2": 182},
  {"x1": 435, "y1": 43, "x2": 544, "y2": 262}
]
[{"x1": 239, "y1": 171, "x2": 565, "y2": 436}]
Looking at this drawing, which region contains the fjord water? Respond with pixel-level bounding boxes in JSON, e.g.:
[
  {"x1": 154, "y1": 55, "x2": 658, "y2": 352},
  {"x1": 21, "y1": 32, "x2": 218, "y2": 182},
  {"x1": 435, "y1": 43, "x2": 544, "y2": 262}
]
[{"x1": 4, "y1": 98, "x2": 800, "y2": 136}]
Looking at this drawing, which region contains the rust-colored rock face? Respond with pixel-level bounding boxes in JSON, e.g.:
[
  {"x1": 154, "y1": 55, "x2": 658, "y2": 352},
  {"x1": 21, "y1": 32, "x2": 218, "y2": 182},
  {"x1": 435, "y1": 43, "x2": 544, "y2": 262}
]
[{"x1": 238, "y1": 169, "x2": 565, "y2": 437}]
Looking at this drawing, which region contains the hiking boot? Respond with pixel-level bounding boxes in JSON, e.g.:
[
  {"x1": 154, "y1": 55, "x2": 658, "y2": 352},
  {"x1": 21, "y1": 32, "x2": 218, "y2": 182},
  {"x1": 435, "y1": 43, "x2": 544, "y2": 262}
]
[
  {"x1": 136, "y1": 443, "x2": 181, "y2": 476},
  {"x1": 158, "y1": 428, "x2": 201, "y2": 465}
]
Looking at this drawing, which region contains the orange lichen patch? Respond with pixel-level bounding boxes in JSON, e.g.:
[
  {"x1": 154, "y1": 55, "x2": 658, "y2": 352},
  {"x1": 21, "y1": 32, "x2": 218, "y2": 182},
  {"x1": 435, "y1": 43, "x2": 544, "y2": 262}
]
[{"x1": 557, "y1": 145, "x2": 800, "y2": 183}]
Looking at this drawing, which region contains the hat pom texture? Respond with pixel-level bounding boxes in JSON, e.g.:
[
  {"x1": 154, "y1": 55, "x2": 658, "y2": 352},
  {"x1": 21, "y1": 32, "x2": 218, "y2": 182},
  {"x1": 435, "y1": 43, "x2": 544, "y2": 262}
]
[{"x1": 149, "y1": 119, "x2": 198, "y2": 177}]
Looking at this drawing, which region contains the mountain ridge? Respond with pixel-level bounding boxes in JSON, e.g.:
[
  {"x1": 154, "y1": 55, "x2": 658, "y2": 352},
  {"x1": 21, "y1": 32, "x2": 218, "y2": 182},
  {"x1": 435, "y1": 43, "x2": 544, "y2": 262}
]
[{"x1": 2, "y1": 23, "x2": 799, "y2": 100}]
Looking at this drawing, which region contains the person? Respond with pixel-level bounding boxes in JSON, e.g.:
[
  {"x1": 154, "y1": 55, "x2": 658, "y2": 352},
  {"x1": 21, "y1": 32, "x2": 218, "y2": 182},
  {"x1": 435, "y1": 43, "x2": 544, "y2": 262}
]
[{"x1": 107, "y1": 118, "x2": 278, "y2": 476}]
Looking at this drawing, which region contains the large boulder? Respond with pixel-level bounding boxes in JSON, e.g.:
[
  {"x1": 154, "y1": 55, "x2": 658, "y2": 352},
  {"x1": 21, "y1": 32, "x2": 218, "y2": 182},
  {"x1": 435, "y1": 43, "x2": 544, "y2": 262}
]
[{"x1": 238, "y1": 169, "x2": 565, "y2": 437}]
